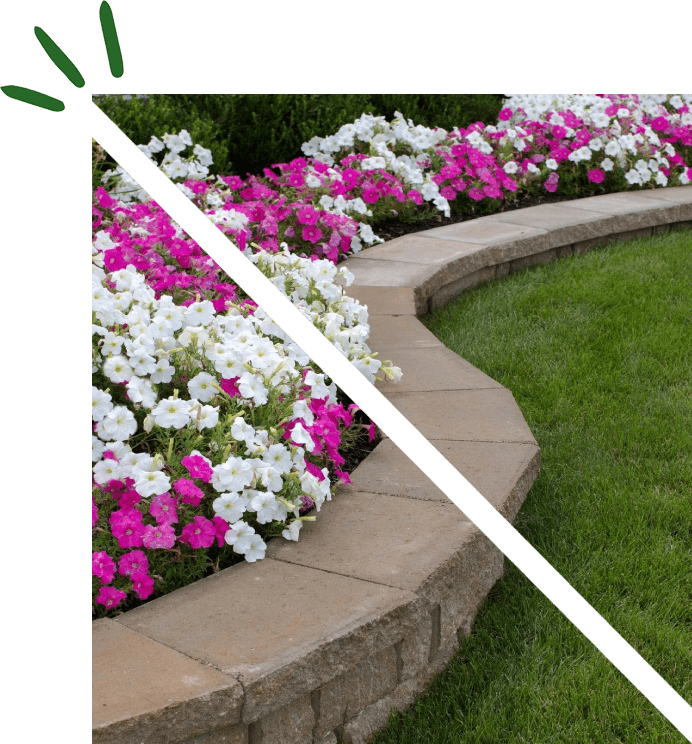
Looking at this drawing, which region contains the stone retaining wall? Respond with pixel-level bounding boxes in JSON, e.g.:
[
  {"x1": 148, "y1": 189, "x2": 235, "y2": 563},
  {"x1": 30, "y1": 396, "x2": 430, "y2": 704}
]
[{"x1": 92, "y1": 186, "x2": 692, "y2": 744}]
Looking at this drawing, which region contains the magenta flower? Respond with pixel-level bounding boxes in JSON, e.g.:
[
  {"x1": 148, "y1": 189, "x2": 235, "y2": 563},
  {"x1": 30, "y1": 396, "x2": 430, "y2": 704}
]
[
  {"x1": 544, "y1": 172, "x2": 559, "y2": 193},
  {"x1": 142, "y1": 523, "x2": 176, "y2": 550},
  {"x1": 118, "y1": 550, "x2": 149, "y2": 578},
  {"x1": 498, "y1": 108, "x2": 514, "y2": 121},
  {"x1": 95, "y1": 586, "x2": 127, "y2": 610},
  {"x1": 302, "y1": 225, "x2": 323, "y2": 244},
  {"x1": 149, "y1": 493, "x2": 179, "y2": 525},
  {"x1": 362, "y1": 187, "x2": 380, "y2": 204},
  {"x1": 173, "y1": 478, "x2": 205, "y2": 506},
  {"x1": 131, "y1": 571, "x2": 155, "y2": 600},
  {"x1": 305, "y1": 460, "x2": 326, "y2": 481},
  {"x1": 181, "y1": 454, "x2": 214, "y2": 483},
  {"x1": 110, "y1": 512, "x2": 145, "y2": 549},
  {"x1": 335, "y1": 469, "x2": 352, "y2": 485},
  {"x1": 296, "y1": 206, "x2": 319, "y2": 225},
  {"x1": 92, "y1": 551, "x2": 116, "y2": 584},
  {"x1": 650, "y1": 116, "x2": 669, "y2": 132},
  {"x1": 219, "y1": 377, "x2": 241, "y2": 399},
  {"x1": 212, "y1": 516, "x2": 230, "y2": 548},
  {"x1": 440, "y1": 186, "x2": 457, "y2": 200},
  {"x1": 367, "y1": 423, "x2": 377, "y2": 442},
  {"x1": 587, "y1": 169, "x2": 605, "y2": 184},
  {"x1": 179, "y1": 516, "x2": 216, "y2": 549},
  {"x1": 406, "y1": 189, "x2": 423, "y2": 205},
  {"x1": 92, "y1": 497, "x2": 98, "y2": 528},
  {"x1": 468, "y1": 188, "x2": 485, "y2": 201}
]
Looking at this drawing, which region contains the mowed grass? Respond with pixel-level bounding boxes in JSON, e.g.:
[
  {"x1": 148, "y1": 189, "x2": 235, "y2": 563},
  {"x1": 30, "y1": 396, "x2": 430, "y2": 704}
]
[{"x1": 368, "y1": 228, "x2": 692, "y2": 744}]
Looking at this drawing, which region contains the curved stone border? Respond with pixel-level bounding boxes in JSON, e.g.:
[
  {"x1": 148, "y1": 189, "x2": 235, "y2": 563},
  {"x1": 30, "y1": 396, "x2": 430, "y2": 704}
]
[{"x1": 93, "y1": 186, "x2": 692, "y2": 744}]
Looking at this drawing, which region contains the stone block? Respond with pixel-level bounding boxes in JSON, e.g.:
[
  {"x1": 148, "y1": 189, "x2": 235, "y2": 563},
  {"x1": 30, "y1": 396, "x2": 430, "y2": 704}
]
[
  {"x1": 182, "y1": 724, "x2": 248, "y2": 744},
  {"x1": 381, "y1": 388, "x2": 538, "y2": 445},
  {"x1": 114, "y1": 558, "x2": 420, "y2": 725},
  {"x1": 373, "y1": 345, "x2": 503, "y2": 394},
  {"x1": 428, "y1": 264, "x2": 497, "y2": 311},
  {"x1": 93, "y1": 619, "x2": 243, "y2": 744},
  {"x1": 341, "y1": 285, "x2": 417, "y2": 316},
  {"x1": 255, "y1": 693, "x2": 315, "y2": 744},
  {"x1": 266, "y1": 491, "x2": 479, "y2": 596},
  {"x1": 482, "y1": 203, "x2": 618, "y2": 249},
  {"x1": 364, "y1": 314, "x2": 445, "y2": 352},
  {"x1": 314, "y1": 646, "x2": 398, "y2": 740},
  {"x1": 340, "y1": 438, "x2": 539, "y2": 523}
]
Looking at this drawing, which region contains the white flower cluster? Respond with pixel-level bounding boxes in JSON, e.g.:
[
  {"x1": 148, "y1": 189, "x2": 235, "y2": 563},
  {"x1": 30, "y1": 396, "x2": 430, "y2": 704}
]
[
  {"x1": 92, "y1": 236, "x2": 401, "y2": 560},
  {"x1": 248, "y1": 244, "x2": 402, "y2": 383},
  {"x1": 100, "y1": 130, "x2": 214, "y2": 203},
  {"x1": 302, "y1": 111, "x2": 453, "y2": 217},
  {"x1": 499, "y1": 94, "x2": 692, "y2": 187}
]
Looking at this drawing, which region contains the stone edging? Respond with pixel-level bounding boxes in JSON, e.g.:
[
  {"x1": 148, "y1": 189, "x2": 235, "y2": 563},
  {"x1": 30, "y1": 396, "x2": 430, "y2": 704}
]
[{"x1": 92, "y1": 186, "x2": 692, "y2": 744}]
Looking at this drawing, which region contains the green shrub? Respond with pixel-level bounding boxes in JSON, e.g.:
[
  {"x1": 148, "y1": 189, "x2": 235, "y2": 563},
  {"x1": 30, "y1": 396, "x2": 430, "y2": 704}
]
[{"x1": 93, "y1": 93, "x2": 505, "y2": 183}]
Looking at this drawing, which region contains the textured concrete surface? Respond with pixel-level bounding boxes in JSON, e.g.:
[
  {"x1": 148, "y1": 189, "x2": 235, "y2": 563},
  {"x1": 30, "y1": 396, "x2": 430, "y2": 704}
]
[
  {"x1": 93, "y1": 619, "x2": 243, "y2": 744},
  {"x1": 115, "y1": 557, "x2": 421, "y2": 725}
]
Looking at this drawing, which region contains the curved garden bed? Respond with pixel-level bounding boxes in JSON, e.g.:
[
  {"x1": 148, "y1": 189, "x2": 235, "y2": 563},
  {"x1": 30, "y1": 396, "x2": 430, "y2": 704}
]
[{"x1": 92, "y1": 185, "x2": 691, "y2": 744}]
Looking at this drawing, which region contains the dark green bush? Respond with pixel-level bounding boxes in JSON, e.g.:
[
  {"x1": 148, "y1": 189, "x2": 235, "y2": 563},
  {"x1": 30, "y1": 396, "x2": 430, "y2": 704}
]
[{"x1": 93, "y1": 93, "x2": 505, "y2": 183}]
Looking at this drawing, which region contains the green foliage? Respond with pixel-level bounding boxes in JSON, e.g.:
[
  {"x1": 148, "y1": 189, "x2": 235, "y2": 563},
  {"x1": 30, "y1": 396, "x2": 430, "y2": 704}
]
[{"x1": 93, "y1": 93, "x2": 505, "y2": 182}]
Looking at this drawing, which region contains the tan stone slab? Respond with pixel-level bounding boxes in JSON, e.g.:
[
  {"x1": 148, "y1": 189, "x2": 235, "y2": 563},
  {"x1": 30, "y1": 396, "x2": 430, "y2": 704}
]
[
  {"x1": 93, "y1": 619, "x2": 243, "y2": 744},
  {"x1": 266, "y1": 492, "x2": 505, "y2": 644},
  {"x1": 632, "y1": 184, "x2": 692, "y2": 204},
  {"x1": 480, "y1": 203, "x2": 622, "y2": 248},
  {"x1": 115, "y1": 558, "x2": 421, "y2": 725},
  {"x1": 562, "y1": 190, "x2": 689, "y2": 225},
  {"x1": 341, "y1": 284, "x2": 417, "y2": 315},
  {"x1": 373, "y1": 346, "x2": 502, "y2": 394},
  {"x1": 340, "y1": 438, "x2": 540, "y2": 524},
  {"x1": 353, "y1": 234, "x2": 486, "y2": 266},
  {"x1": 365, "y1": 315, "x2": 445, "y2": 352},
  {"x1": 381, "y1": 389, "x2": 537, "y2": 445},
  {"x1": 266, "y1": 491, "x2": 478, "y2": 592},
  {"x1": 338, "y1": 256, "x2": 439, "y2": 288}
]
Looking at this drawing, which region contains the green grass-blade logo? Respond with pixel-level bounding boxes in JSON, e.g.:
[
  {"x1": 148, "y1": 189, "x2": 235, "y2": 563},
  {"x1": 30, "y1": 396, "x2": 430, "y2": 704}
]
[
  {"x1": 100, "y1": 1, "x2": 123, "y2": 78},
  {"x1": 33, "y1": 25, "x2": 86, "y2": 88},
  {"x1": 1, "y1": 1, "x2": 122, "y2": 112},
  {"x1": 1, "y1": 85, "x2": 65, "y2": 111}
]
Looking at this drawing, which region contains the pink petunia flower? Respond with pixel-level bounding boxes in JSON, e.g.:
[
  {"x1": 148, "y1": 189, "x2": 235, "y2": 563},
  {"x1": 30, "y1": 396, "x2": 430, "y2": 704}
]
[
  {"x1": 587, "y1": 169, "x2": 605, "y2": 184},
  {"x1": 118, "y1": 550, "x2": 149, "y2": 578},
  {"x1": 173, "y1": 478, "x2": 205, "y2": 506},
  {"x1": 130, "y1": 571, "x2": 155, "y2": 600},
  {"x1": 305, "y1": 460, "x2": 327, "y2": 481},
  {"x1": 149, "y1": 493, "x2": 179, "y2": 525},
  {"x1": 110, "y1": 511, "x2": 145, "y2": 549},
  {"x1": 179, "y1": 516, "x2": 216, "y2": 549},
  {"x1": 219, "y1": 377, "x2": 241, "y2": 399},
  {"x1": 302, "y1": 225, "x2": 323, "y2": 244},
  {"x1": 92, "y1": 551, "x2": 116, "y2": 584},
  {"x1": 362, "y1": 187, "x2": 380, "y2": 204},
  {"x1": 406, "y1": 189, "x2": 423, "y2": 205},
  {"x1": 498, "y1": 108, "x2": 514, "y2": 121},
  {"x1": 95, "y1": 586, "x2": 127, "y2": 609},
  {"x1": 92, "y1": 497, "x2": 98, "y2": 528},
  {"x1": 142, "y1": 523, "x2": 177, "y2": 550},
  {"x1": 296, "y1": 206, "x2": 319, "y2": 225},
  {"x1": 212, "y1": 516, "x2": 230, "y2": 548},
  {"x1": 181, "y1": 454, "x2": 214, "y2": 483}
]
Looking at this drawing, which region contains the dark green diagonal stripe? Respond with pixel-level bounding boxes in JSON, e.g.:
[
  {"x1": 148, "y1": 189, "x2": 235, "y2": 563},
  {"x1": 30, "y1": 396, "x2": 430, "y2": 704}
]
[
  {"x1": 34, "y1": 26, "x2": 85, "y2": 88},
  {"x1": 85, "y1": 99, "x2": 692, "y2": 741},
  {"x1": 99, "y1": 1, "x2": 123, "y2": 78},
  {"x1": 1, "y1": 85, "x2": 65, "y2": 111}
]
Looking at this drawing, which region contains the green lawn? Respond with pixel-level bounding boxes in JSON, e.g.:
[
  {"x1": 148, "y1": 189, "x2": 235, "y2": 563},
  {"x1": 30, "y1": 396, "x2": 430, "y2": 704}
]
[{"x1": 368, "y1": 228, "x2": 692, "y2": 743}]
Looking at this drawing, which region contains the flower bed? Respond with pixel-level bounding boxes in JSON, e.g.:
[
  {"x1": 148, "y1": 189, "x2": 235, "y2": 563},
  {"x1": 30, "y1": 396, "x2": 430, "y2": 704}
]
[{"x1": 92, "y1": 94, "x2": 692, "y2": 619}]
